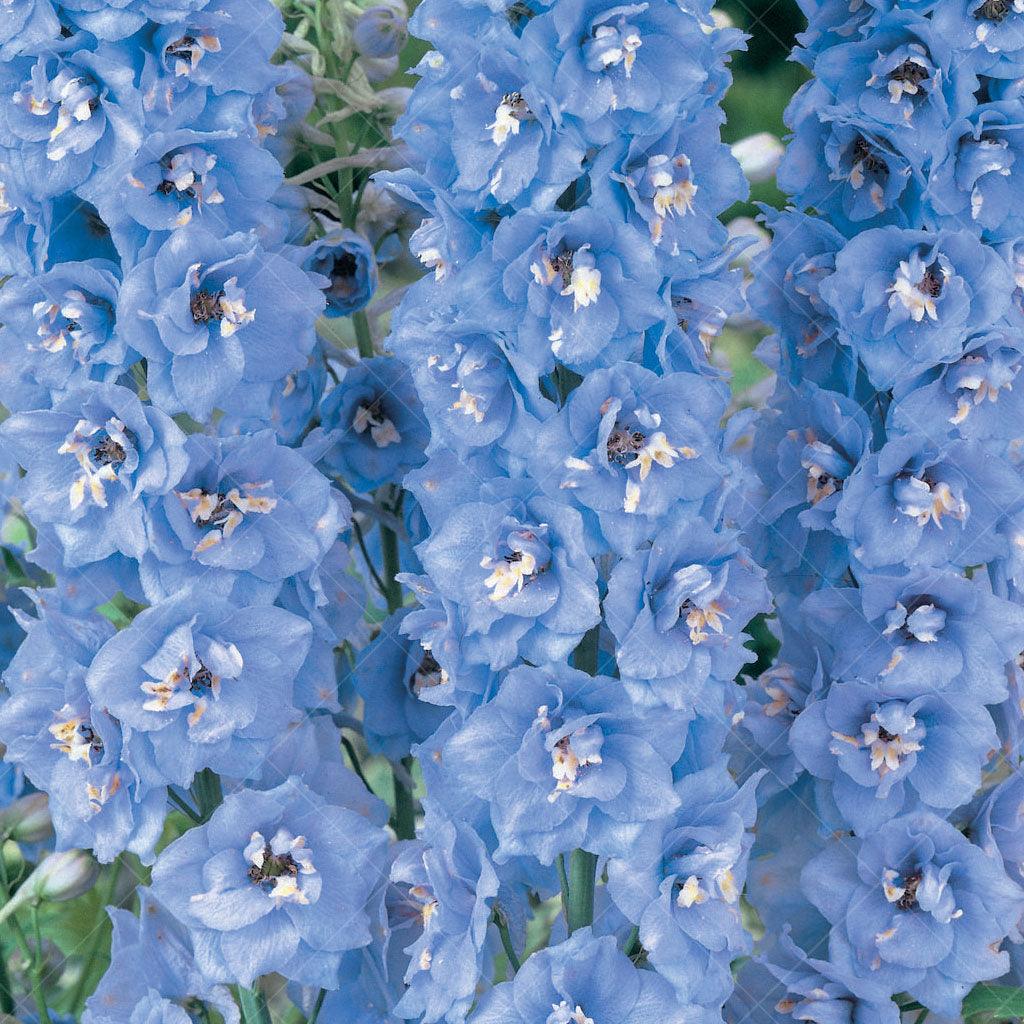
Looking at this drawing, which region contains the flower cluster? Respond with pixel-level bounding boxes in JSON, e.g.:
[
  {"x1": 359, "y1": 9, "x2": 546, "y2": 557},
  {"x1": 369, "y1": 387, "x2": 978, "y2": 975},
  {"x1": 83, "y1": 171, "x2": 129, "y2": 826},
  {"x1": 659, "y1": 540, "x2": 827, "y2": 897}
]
[
  {"x1": 356, "y1": 0, "x2": 771, "y2": 1017},
  {"x1": 0, "y1": 0, "x2": 429, "y2": 1018},
  {"x1": 737, "y1": 2, "x2": 1024, "y2": 1018}
]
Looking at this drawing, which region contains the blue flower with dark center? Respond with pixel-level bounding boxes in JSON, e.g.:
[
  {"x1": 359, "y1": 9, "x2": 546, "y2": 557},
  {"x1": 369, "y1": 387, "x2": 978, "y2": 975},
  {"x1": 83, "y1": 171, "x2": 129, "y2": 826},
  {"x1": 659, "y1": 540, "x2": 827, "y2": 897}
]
[
  {"x1": 306, "y1": 229, "x2": 379, "y2": 318},
  {"x1": 150, "y1": 776, "x2": 390, "y2": 987}
]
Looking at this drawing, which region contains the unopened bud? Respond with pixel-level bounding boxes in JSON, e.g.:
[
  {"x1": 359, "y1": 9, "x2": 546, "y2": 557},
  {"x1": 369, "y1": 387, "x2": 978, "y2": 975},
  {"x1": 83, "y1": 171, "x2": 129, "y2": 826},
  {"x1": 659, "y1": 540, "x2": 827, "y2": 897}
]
[
  {"x1": 0, "y1": 794, "x2": 53, "y2": 843},
  {"x1": 732, "y1": 132, "x2": 785, "y2": 184},
  {"x1": 360, "y1": 54, "x2": 400, "y2": 84},
  {"x1": 353, "y1": 2, "x2": 408, "y2": 59},
  {"x1": 0, "y1": 849, "x2": 98, "y2": 922}
]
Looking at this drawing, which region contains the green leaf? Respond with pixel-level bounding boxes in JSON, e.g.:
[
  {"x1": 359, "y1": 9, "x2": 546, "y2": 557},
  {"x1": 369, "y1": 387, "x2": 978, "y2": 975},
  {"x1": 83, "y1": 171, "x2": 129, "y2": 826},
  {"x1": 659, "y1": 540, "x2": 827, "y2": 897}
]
[{"x1": 963, "y1": 984, "x2": 1024, "y2": 1020}]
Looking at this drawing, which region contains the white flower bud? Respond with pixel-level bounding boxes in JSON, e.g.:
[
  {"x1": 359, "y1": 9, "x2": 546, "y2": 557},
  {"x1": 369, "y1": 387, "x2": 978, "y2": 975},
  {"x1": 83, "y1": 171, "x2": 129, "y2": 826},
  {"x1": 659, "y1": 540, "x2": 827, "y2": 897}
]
[
  {"x1": 0, "y1": 794, "x2": 53, "y2": 843},
  {"x1": 731, "y1": 132, "x2": 785, "y2": 184},
  {"x1": 0, "y1": 849, "x2": 98, "y2": 922}
]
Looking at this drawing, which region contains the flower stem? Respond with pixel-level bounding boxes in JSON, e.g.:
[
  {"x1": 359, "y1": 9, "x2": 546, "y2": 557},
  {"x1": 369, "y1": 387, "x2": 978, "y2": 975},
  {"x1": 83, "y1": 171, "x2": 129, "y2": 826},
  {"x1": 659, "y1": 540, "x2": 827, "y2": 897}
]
[
  {"x1": 237, "y1": 985, "x2": 272, "y2": 1024},
  {"x1": 353, "y1": 310, "x2": 374, "y2": 358},
  {"x1": 0, "y1": 854, "x2": 50, "y2": 1024},
  {"x1": 491, "y1": 905, "x2": 521, "y2": 973},
  {"x1": 563, "y1": 849, "x2": 598, "y2": 934},
  {"x1": 192, "y1": 769, "x2": 224, "y2": 822},
  {"x1": 29, "y1": 903, "x2": 51, "y2": 1024},
  {"x1": 391, "y1": 756, "x2": 416, "y2": 840},
  {"x1": 70, "y1": 857, "x2": 123, "y2": 1013},
  {"x1": 307, "y1": 987, "x2": 327, "y2": 1024}
]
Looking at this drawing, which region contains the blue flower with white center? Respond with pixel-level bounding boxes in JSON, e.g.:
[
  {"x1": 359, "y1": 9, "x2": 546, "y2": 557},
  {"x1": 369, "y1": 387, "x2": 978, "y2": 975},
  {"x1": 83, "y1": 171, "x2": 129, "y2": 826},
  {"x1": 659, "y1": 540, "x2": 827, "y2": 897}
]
[
  {"x1": 117, "y1": 223, "x2": 324, "y2": 421},
  {"x1": 142, "y1": 430, "x2": 345, "y2": 593},
  {"x1": 85, "y1": 128, "x2": 283, "y2": 259},
  {"x1": 752, "y1": 380, "x2": 872, "y2": 585},
  {"x1": 810, "y1": 12, "x2": 974, "y2": 157},
  {"x1": 819, "y1": 226, "x2": 1015, "y2": 389},
  {"x1": 834, "y1": 434, "x2": 1023, "y2": 570},
  {"x1": 149, "y1": 776, "x2": 390, "y2": 988},
  {"x1": 801, "y1": 567, "x2": 1024, "y2": 704},
  {"x1": 779, "y1": 81, "x2": 925, "y2": 232},
  {"x1": 747, "y1": 208, "x2": 848, "y2": 389},
  {"x1": 606, "y1": 759, "x2": 759, "y2": 1007},
  {"x1": 85, "y1": 588, "x2": 311, "y2": 790},
  {"x1": 533, "y1": 361, "x2": 728, "y2": 555},
  {"x1": 604, "y1": 517, "x2": 770, "y2": 711},
  {"x1": 397, "y1": 40, "x2": 585, "y2": 213},
  {"x1": 310, "y1": 355, "x2": 428, "y2": 493},
  {"x1": 791, "y1": 679, "x2": 997, "y2": 834},
  {"x1": 415, "y1": 487, "x2": 600, "y2": 671},
  {"x1": 491, "y1": 206, "x2": 665, "y2": 374},
  {"x1": 928, "y1": 101, "x2": 1024, "y2": 240},
  {"x1": 354, "y1": 609, "x2": 452, "y2": 761},
  {"x1": 0, "y1": 594, "x2": 166, "y2": 863},
  {"x1": 390, "y1": 806, "x2": 499, "y2": 1024},
  {"x1": 521, "y1": 0, "x2": 731, "y2": 144},
  {"x1": 592, "y1": 107, "x2": 746, "y2": 263},
  {"x1": 0, "y1": 39, "x2": 144, "y2": 200},
  {"x1": 393, "y1": 312, "x2": 548, "y2": 457},
  {"x1": 83, "y1": 889, "x2": 240, "y2": 1024},
  {"x1": 802, "y1": 811, "x2": 1024, "y2": 1016},
  {"x1": 0, "y1": 382, "x2": 187, "y2": 569},
  {"x1": 306, "y1": 229, "x2": 379, "y2": 318},
  {"x1": 441, "y1": 662, "x2": 687, "y2": 864},
  {"x1": 932, "y1": 0, "x2": 1024, "y2": 78},
  {"x1": 141, "y1": 0, "x2": 285, "y2": 108},
  {"x1": 0, "y1": 259, "x2": 124, "y2": 413},
  {"x1": 472, "y1": 927, "x2": 698, "y2": 1024}
]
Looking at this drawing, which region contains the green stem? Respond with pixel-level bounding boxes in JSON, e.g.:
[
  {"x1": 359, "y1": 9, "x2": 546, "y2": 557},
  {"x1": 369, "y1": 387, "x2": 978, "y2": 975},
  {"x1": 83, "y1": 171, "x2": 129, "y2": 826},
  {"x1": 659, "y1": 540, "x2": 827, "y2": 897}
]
[
  {"x1": 307, "y1": 988, "x2": 327, "y2": 1024},
  {"x1": 237, "y1": 986, "x2": 272, "y2": 1024},
  {"x1": 0, "y1": 855, "x2": 49, "y2": 1024},
  {"x1": 913, "y1": 1011, "x2": 929, "y2": 1024},
  {"x1": 0, "y1": 933, "x2": 14, "y2": 1014},
  {"x1": 167, "y1": 789, "x2": 202, "y2": 823},
  {"x1": 349, "y1": 517, "x2": 390, "y2": 601},
  {"x1": 491, "y1": 905, "x2": 521, "y2": 973},
  {"x1": 379, "y1": 521, "x2": 403, "y2": 613},
  {"x1": 192, "y1": 769, "x2": 224, "y2": 823},
  {"x1": 70, "y1": 858, "x2": 123, "y2": 1013},
  {"x1": 391, "y1": 757, "x2": 416, "y2": 840},
  {"x1": 353, "y1": 310, "x2": 374, "y2": 358},
  {"x1": 563, "y1": 849, "x2": 598, "y2": 934},
  {"x1": 556, "y1": 853, "x2": 570, "y2": 907},
  {"x1": 29, "y1": 903, "x2": 52, "y2": 1024},
  {"x1": 623, "y1": 925, "x2": 641, "y2": 960},
  {"x1": 341, "y1": 735, "x2": 374, "y2": 794}
]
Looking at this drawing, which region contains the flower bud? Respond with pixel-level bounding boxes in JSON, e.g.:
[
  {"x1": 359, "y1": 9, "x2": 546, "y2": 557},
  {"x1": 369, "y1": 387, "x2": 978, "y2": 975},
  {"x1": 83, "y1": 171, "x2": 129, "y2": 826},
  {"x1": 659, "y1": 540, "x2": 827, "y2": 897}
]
[
  {"x1": 353, "y1": 2, "x2": 408, "y2": 59},
  {"x1": 0, "y1": 850, "x2": 98, "y2": 922},
  {"x1": 307, "y1": 229, "x2": 379, "y2": 318},
  {"x1": 359, "y1": 54, "x2": 400, "y2": 84},
  {"x1": 731, "y1": 132, "x2": 784, "y2": 184},
  {"x1": 0, "y1": 793, "x2": 53, "y2": 843}
]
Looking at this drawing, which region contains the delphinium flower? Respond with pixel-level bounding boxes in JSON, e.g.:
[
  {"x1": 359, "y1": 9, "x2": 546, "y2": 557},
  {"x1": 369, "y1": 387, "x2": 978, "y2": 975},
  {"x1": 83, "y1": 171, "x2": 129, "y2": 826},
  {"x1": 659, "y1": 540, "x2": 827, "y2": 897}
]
[
  {"x1": 368, "y1": 0, "x2": 770, "y2": 1017},
  {"x1": 0, "y1": 0, "x2": 425, "y2": 1019},
  {"x1": 738, "y1": 1, "x2": 1024, "y2": 1018}
]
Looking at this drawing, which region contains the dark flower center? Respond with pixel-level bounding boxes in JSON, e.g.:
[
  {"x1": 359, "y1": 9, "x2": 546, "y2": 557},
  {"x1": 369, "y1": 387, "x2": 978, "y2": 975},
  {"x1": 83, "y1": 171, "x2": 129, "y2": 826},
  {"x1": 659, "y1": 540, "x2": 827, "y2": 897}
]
[
  {"x1": 189, "y1": 662, "x2": 215, "y2": 696},
  {"x1": 890, "y1": 60, "x2": 930, "y2": 88},
  {"x1": 607, "y1": 425, "x2": 647, "y2": 465},
  {"x1": 91, "y1": 435, "x2": 126, "y2": 467},
  {"x1": 918, "y1": 264, "x2": 943, "y2": 298},
  {"x1": 550, "y1": 250, "x2": 574, "y2": 288},
  {"x1": 79, "y1": 722, "x2": 103, "y2": 757},
  {"x1": 248, "y1": 845, "x2": 299, "y2": 887},
  {"x1": 334, "y1": 252, "x2": 358, "y2": 279},
  {"x1": 975, "y1": 0, "x2": 1013, "y2": 20},
  {"x1": 852, "y1": 136, "x2": 889, "y2": 176},
  {"x1": 506, "y1": 0, "x2": 534, "y2": 28},
  {"x1": 190, "y1": 289, "x2": 223, "y2": 323},
  {"x1": 876, "y1": 726, "x2": 898, "y2": 742},
  {"x1": 409, "y1": 651, "x2": 444, "y2": 694},
  {"x1": 897, "y1": 871, "x2": 922, "y2": 910},
  {"x1": 166, "y1": 35, "x2": 197, "y2": 61}
]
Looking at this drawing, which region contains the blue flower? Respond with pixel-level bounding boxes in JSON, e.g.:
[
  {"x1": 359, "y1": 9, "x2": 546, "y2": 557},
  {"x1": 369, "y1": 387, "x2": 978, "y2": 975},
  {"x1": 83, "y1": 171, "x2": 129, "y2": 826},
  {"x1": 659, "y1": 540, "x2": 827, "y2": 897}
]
[
  {"x1": 415, "y1": 487, "x2": 601, "y2": 670},
  {"x1": 310, "y1": 355, "x2": 428, "y2": 492},
  {"x1": 472, "y1": 928, "x2": 698, "y2": 1024},
  {"x1": 307, "y1": 229, "x2": 379, "y2": 318},
  {"x1": 83, "y1": 889, "x2": 240, "y2": 1024},
  {"x1": 533, "y1": 362, "x2": 728, "y2": 554},
  {"x1": 606, "y1": 758, "x2": 759, "y2": 1006},
  {"x1": 142, "y1": 430, "x2": 345, "y2": 594},
  {"x1": 0, "y1": 0, "x2": 58, "y2": 61},
  {"x1": 932, "y1": 0, "x2": 1024, "y2": 78},
  {"x1": 803, "y1": 811, "x2": 1024, "y2": 1015},
  {"x1": 970, "y1": 772, "x2": 1024, "y2": 881},
  {"x1": 150, "y1": 776, "x2": 390, "y2": 987},
  {"x1": 0, "y1": 40, "x2": 144, "y2": 200},
  {"x1": 0, "y1": 382, "x2": 187, "y2": 568},
  {"x1": 819, "y1": 226, "x2": 1015, "y2": 389},
  {"x1": 85, "y1": 589, "x2": 311, "y2": 789},
  {"x1": 491, "y1": 206, "x2": 664, "y2": 373},
  {"x1": 791, "y1": 678, "x2": 997, "y2": 833},
  {"x1": 354, "y1": 609, "x2": 452, "y2": 760},
  {"x1": 441, "y1": 662, "x2": 686, "y2": 864},
  {"x1": 0, "y1": 594, "x2": 166, "y2": 863},
  {"x1": 834, "y1": 434, "x2": 1023, "y2": 570},
  {"x1": 0, "y1": 259, "x2": 125, "y2": 413},
  {"x1": 604, "y1": 518, "x2": 770, "y2": 710},
  {"x1": 354, "y1": 2, "x2": 408, "y2": 59},
  {"x1": 802, "y1": 567, "x2": 1024, "y2": 703},
  {"x1": 390, "y1": 806, "x2": 499, "y2": 1023},
  {"x1": 117, "y1": 224, "x2": 324, "y2": 420}
]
